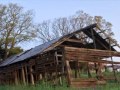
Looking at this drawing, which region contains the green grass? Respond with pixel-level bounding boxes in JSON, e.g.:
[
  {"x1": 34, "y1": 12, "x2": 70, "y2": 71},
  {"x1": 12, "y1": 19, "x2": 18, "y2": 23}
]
[
  {"x1": 0, "y1": 83, "x2": 120, "y2": 90},
  {"x1": 1, "y1": 70, "x2": 120, "y2": 90}
]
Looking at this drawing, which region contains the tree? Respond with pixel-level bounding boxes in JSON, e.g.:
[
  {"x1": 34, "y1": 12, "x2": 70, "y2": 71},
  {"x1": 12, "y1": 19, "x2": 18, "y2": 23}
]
[
  {"x1": 0, "y1": 46, "x2": 23, "y2": 61},
  {"x1": 8, "y1": 46, "x2": 23, "y2": 57},
  {"x1": 37, "y1": 10, "x2": 113, "y2": 43},
  {"x1": 52, "y1": 17, "x2": 70, "y2": 37},
  {"x1": 0, "y1": 3, "x2": 37, "y2": 60},
  {"x1": 36, "y1": 21, "x2": 53, "y2": 43}
]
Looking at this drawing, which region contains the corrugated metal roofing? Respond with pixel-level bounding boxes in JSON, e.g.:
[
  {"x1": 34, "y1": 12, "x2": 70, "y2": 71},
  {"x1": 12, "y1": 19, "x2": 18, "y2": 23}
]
[
  {"x1": 0, "y1": 49, "x2": 32, "y2": 67},
  {"x1": 0, "y1": 37, "x2": 60, "y2": 67},
  {"x1": 0, "y1": 55, "x2": 17, "y2": 67},
  {"x1": 9, "y1": 37, "x2": 60, "y2": 64}
]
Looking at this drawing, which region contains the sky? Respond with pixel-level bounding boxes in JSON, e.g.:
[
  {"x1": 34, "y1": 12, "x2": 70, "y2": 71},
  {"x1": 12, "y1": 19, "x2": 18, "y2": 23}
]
[{"x1": 0, "y1": 0, "x2": 120, "y2": 50}]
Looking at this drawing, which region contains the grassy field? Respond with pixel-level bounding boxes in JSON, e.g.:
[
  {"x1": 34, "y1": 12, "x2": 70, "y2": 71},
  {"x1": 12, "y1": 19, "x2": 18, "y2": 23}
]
[
  {"x1": 0, "y1": 83, "x2": 120, "y2": 90},
  {"x1": 1, "y1": 71, "x2": 120, "y2": 90}
]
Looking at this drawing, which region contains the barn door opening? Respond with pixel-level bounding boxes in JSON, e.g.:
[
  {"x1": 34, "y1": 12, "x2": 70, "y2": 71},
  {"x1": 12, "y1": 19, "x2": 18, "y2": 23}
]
[
  {"x1": 67, "y1": 60, "x2": 90, "y2": 79},
  {"x1": 69, "y1": 61, "x2": 80, "y2": 78}
]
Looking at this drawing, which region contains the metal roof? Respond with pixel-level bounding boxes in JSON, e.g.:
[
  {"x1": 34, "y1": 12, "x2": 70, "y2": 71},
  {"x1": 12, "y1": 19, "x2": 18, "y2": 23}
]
[{"x1": 0, "y1": 37, "x2": 60, "y2": 67}]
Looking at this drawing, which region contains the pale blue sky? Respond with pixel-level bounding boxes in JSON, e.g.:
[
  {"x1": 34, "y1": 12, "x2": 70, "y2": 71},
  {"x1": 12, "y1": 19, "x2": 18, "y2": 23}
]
[{"x1": 1, "y1": 0, "x2": 120, "y2": 50}]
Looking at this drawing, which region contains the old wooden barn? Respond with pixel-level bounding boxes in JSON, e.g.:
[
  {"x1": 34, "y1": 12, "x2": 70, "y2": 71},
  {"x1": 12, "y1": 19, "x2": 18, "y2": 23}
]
[{"x1": 0, "y1": 24, "x2": 120, "y2": 87}]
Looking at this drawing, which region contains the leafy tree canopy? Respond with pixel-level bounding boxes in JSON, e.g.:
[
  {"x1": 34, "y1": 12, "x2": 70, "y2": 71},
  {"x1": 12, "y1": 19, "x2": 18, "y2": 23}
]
[{"x1": 0, "y1": 3, "x2": 37, "y2": 60}]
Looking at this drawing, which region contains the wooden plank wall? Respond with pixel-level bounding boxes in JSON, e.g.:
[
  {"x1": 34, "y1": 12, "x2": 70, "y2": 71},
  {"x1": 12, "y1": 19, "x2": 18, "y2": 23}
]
[
  {"x1": 64, "y1": 46, "x2": 120, "y2": 87},
  {"x1": 0, "y1": 47, "x2": 66, "y2": 85},
  {"x1": 0, "y1": 46, "x2": 120, "y2": 87}
]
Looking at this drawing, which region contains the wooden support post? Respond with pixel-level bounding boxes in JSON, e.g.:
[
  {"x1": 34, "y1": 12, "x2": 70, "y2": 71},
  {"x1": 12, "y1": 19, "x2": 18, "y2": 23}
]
[
  {"x1": 94, "y1": 63, "x2": 98, "y2": 76},
  {"x1": 61, "y1": 50, "x2": 65, "y2": 85},
  {"x1": 65, "y1": 60, "x2": 72, "y2": 86},
  {"x1": 91, "y1": 29, "x2": 96, "y2": 49},
  {"x1": 78, "y1": 62, "x2": 81, "y2": 78},
  {"x1": 75, "y1": 61, "x2": 79, "y2": 78},
  {"x1": 55, "y1": 51, "x2": 58, "y2": 85},
  {"x1": 14, "y1": 70, "x2": 18, "y2": 85},
  {"x1": 63, "y1": 47, "x2": 72, "y2": 86},
  {"x1": 97, "y1": 63, "x2": 103, "y2": 80},
  {"x1": 58, "y1": 72, "x2": 62, "y2": 85},
  {"x1": 16, "y1": 69, "x2": 19, "y2": 84},
  {"x1": 87, "y1": 62, "x2": 92, "y2": 78},
  {"x1": 109, "y1": 38, "x2": 117, "y2": 82},
  {"x1": 21, "y1": 66, "x2": 26, "y2": 85},
  {"x1": 111, "y1": 57, "x2": 117, "y2": 81},
  {"x1": 24, "y1": 66, "x2": 28, "y2": 84},
  {"x1": 39, "y1": 74, "x2": 42, "y2": 80},
  {"x1": 30, "y1": 66, "x2": 35, "y2": 85}
]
